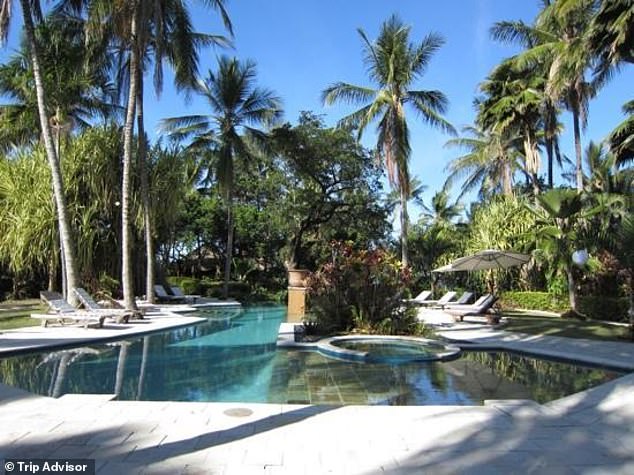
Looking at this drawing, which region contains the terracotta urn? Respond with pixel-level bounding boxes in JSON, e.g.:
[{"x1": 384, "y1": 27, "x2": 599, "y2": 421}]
[{"x1": 288, "y1": 269, "x2": 310, "y2": 287}]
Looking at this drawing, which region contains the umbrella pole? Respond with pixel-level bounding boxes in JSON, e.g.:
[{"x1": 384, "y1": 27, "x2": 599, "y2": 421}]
[{"x1": 486, "y1": 269, "x2": 495, "y2": 295}]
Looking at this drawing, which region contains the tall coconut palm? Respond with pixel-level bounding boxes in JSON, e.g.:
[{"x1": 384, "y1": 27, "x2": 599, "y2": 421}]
[
  {"x1": 0, "y1": 14, "x2": 117, "y2": 150},
  {"x1": 589, "y1": 0, "x2": 634, "y2": 79},
  {"x1": 478, "y1": 61, "x2": 544, "y2": 196},
  {"x1": 608, "y1": 100, "x2": 634, "y2": 167},
  {"x1": 131, "y1": 0, "x2": 231, "y2": 304},
  {"x1": 160, "y1": 56, "x2": 282, "y2": 298},
  {"x1": 385, "y1": 176, "x2": 426, "y2": 220},
  {"x1": 75, "y1": 0, "x2": 231, "y2": 308},
  {"x1": 492, "y1": 0, "x2": 598, "y2": 192},
  {"x1": 0, "y1": 0, "x2": 80, "y2": 303},
  {"x1": 322, "y1": 15, "x2": 455, "y2": 267}
]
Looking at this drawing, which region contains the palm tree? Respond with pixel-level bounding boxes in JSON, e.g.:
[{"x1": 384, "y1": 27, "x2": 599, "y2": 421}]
[
  {"x1": 419, "y1": 189, "x2": 463, "y2": 228},
  {"x1": 160, "y1": 56, "x2": 282, "y2": 298},
  {"x1": 385, "y1": 176, "x2": 426, "y2": 220},
  {"x1": 527, "y1": 188, "x2": 616, "y2": 317},
  {"x1": 492, "y1": 0, "x2": 598, "y2": 192},
  {"x1": 75, "y1": 0, "x2": 231, "y2": 308},
  {"x1": 322, "y1": 14, "x2": 455, "y2": 267},
  {"x1": 132, "y1": 0, "x2": 231, "y2": 304},
  {"x1": 1, "y1": 0, "x2": 81, "y2": 303},
  {"x1": 608, "y1": 100, "x2": 634, "y2": 167},
  {"x1": 477, "y1": 61, "x2": 544, "y2": 196},
  {"x1": 614, "y1": 213, "x2": 634, "y2": 339},
  {"x1": 589, "y1": 0, "x2": 634, "y2": 79},
  {"x1": 583, "y1": 140, "x2": 633, "y2": 194},
  {"x1": 444, "y1": 125, "x2": 522, "y2": 199}
]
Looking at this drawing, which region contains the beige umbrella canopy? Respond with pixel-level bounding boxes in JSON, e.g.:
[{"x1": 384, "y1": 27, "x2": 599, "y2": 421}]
[{"x1": 433, "y1": 249, "x2": 530, "y2": 273}]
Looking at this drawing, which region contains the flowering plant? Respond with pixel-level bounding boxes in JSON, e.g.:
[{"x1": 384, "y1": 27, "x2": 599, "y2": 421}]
[{"x1": 305, "y1": 241, "x2": 417, "y2": 334}]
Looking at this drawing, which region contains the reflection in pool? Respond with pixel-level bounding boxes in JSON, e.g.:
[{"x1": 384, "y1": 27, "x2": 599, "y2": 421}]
[{"x1": 0, "y1": 306, "x2": 625, "y2": 405}]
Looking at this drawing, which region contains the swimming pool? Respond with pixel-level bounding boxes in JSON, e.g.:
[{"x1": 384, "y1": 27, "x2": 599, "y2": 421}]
[{"x1": 0, "y1": 306, "x2": 625, "y2": 405}]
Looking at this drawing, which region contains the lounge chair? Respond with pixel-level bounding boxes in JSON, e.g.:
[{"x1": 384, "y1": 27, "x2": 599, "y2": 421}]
[
  {"x1": 437, "y1": 291, "x2": 474, "y2": 309},
  {"x1": 153, "y1": 284, "x2": 186, "y2": 303},
  {"x1": 73, "y1": 288, "x2": 134, "y2": 323},
  {"x1": 419, "y1": 291, "x2": 457, "y2": 307},
  {"x1": 445, "y1": 294, "x2": 498, "y2": 321},
  {"x1": 170, "y1": 286, "x2": 201, "y2": 304},
  {"x1": 33, "y1": 291, "x2": 106, "y2": 328},
  {"x1": 402, "y1": 290, "x2": 432, "y2": 305}
]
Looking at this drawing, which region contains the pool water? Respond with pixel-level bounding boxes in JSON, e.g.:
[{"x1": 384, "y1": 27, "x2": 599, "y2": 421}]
[{"x1": 0, "y1": 306, "x2": 625, "y2": 405}]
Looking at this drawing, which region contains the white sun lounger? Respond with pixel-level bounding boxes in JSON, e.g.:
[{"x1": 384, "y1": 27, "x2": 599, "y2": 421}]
[
  {"x1": 34, "y1": 291, "x2": 106, "y2": 328},
  {"x1": 402, "y1": 290, "x2": 432, "y2": 305},
  {"x1": 73, "y1": 288, "x2": 134, "y2": 323}
]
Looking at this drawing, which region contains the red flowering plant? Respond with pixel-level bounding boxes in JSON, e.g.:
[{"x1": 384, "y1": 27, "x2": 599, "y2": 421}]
[{"x1": 305, "y1": 241, "x2": 418, "y2": 334}]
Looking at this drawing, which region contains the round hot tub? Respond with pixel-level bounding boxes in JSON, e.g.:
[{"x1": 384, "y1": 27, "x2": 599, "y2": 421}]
[{"x1": 317, "y1": 335, "x2": 461, "y2": 364}]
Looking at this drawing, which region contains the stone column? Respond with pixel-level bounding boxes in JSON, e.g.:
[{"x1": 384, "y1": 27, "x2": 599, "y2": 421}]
[{"x1": 287, "y1": 269, "x2": 309, "y2": 323}]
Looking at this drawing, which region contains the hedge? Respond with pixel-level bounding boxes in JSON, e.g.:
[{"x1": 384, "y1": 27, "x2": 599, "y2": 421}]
[
  {"x1": 499, "y1": 291, "x2": 568, "y2": 313},
  {"x1": 500, "y1": 291, "x2": 629, "y2": 322}
]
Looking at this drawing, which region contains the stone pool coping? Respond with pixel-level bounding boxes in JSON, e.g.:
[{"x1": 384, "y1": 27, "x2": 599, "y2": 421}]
[
  {"x1": 278, "y1": 320, "x2": 634, "y2": 372},
  {"x1": 0, "y1": 309, "x2": 206, "y2": 356}
]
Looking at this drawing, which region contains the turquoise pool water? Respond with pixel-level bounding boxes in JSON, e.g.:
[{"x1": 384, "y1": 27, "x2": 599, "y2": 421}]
[{"x1": 0, "y1": 306, "x2": 625, "y2": 405}]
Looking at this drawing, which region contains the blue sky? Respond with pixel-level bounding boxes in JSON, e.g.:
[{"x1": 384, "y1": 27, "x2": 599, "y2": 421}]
[
  {"x1": 148, "y1": 0, "x2": 632, "y2": 210},
  {"x1": 4, "y1": 1, "x2": 633, "y2": 214}
]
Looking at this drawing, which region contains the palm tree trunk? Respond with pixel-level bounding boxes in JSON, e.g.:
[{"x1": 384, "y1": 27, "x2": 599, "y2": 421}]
[
  {"x1": 400, "y1": 186, "x2": 409, "y2": 268},
  {"x1": 136, "y1": 72, "x2": 155, "y2": 304},
  {"x1": 627, "y1": 276, "x2": 634, "y2": 340},
  {"x1": 121, "y1": 5, "x2": 140, "y2": 311},
  {"x1": 502, "y1": 160, "x2": 513, "y2": 196},
  {"x1": 565, "y1": 264, "x2": 579, "y2": 314},
  {"x1": 223, "y1": 192, "x2": 234, "y2": 299},
  {"x1": 47, "y1": 255, "x2": 56, "y2": 292},
  {"x1": 546, "y1": 137, "x2": 554, "y2": 189},
  {"x1": 19, "y1": 0, "x2": 79, "y2": 305},
  {"x1": 572, "y1": 103, "x2": 584, "y2": 192}
]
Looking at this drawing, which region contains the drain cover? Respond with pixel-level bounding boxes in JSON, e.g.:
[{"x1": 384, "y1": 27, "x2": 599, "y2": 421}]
[{"x1": 223, "y1": 407, "x2": 254, "y2": 417}]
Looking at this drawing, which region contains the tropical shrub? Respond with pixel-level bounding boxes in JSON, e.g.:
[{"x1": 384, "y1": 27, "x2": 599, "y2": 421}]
[
  {"x1": 305, "y1": 241, "x2": 417, "y2": 334},
  {"x1": 499, "y1": 291, "x2": 628, "y2": 322},
  {"x1": 499, "y1": 291, "x2": 568, "y2": 312},
  {"x1": 578, "y1": 296, "x2": 629, "y2": 323}
]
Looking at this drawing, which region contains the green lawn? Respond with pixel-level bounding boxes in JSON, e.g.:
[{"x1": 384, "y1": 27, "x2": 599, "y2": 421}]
[
  {"x1": 0, "y1": 299, "x2": 45, "y2": 330},
  {"x1": 503, "y1": 310, "x2": 632, "y2": 342}
]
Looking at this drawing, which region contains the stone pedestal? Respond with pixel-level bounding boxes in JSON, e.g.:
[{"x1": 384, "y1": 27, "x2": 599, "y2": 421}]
[{"x1": 287, "y1": 286, "x2": 307, "y2": 323}]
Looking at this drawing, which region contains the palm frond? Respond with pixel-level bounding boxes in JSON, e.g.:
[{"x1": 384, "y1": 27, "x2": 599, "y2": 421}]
[{"x1": 321, "y1": 82, "x2": 376, "y2": 106}]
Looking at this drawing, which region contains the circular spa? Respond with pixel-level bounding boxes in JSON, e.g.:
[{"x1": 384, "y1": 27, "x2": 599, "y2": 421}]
[{"x1": 317, "y1": 335, "x2": 461, "y2": 363}]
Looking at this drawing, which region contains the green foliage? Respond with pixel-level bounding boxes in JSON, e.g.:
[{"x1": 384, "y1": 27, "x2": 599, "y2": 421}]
[
  {"x1": 578, "y1": 296, "x2": 630, "y2": 322},
  {"x1": 500, "y1": 291, "x2": 629, "y2": 322},
  {"x1": 468, "y1": 195, "x2": 534, "y2": 252},
  {"x1": 97, "y1": 273, "x2": 120, "y2": 298},
  {"x1": 166, "y1": 276, "x2": 201, "y2": 295},
  {"x1": 271, "y1": 112, "x2": 389, "y2": 269},
  {"x1": 306, "y1": 242, "x2": 416, "y2": 335},
  {"x1": 466, "y1": 195, "x2": 536, "y2": 292},
  {"x1": 499, "y1": 291, "x2": 568, "y2": 312},
  {"x1": 167, "y1": 275, "x2": 254, "y2": 300}
]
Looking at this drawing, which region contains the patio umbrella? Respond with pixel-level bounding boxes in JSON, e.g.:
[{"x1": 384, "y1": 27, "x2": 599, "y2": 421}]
[{"x1": 432, "y1": 249, "x2": 530, "y2": 273}]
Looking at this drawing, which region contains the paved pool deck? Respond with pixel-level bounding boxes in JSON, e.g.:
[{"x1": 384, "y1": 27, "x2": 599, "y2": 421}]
[{"x1": 1, "y1": 309, "x2": 633, "y2": 474}]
